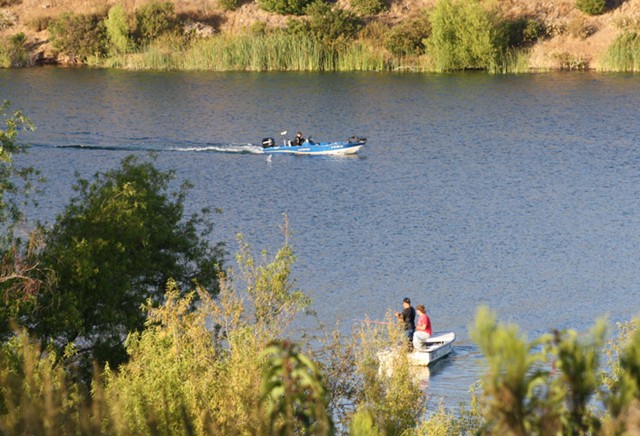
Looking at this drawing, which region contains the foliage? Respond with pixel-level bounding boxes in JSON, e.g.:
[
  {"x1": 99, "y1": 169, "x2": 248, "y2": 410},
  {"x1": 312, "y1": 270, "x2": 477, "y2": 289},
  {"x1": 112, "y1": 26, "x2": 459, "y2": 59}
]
[
  {"x1": 218, "y1": 0, "x2": 239, "y2": 12},
  {"x1": 427, "y1": 0, "x2": 504, "y2": 71},
  {"x1": 0, "y1": 0, "x2": 21, "y2": 6},
  {"x1": 349, "y1": 316, "x2": 427, "y2": 434},
  {"x1": 0, "y1": 101, "x2": 36, "y2": 231},
  {"x1": 49, "y1": 13, "x2": 106, "y2": 62},
  {"x1": 576, "y1": 0, "x2": 606, "y2": 16},
  {"x1": 0, "y1": 33, "x2": 29, "y2": 68},
  {"x1": 601, "y1": 31, "x2": 640, "y2": 72},
  {"x1": 257, "y1": 0, "x2": 312, "y2": 16},
  {"x1": 104, "y1": 5, "x2": 132, "y2": 55},
  {"x1": 261, "y1": 340, "x2": 333, "y2": 435},
  {"x1": 471, "y1": 307, "x2": 556, "y2": 434},
  {"x1": 498, "y1": 17, "x2": 545, "y2": 47},
  {"x1": 292, "y1": 1, "x2": 362, "y2": 47},
  {"x1": 0, "y1": 331, "x2": 100, "y2": 434},
  {"x1": 30, "y1": 155, "x2": 225, "y2": 376},
  {"x1": 552, "y1": 321, "x2": 607, "y2": 434},
  {"x1": 384, "y1": 11, "x2": 431, "y2": 56},
  {"x1": 350, "y1": 0, "x2": 386, "y2": 16},
  {"x1": 26, "y1": 15, "x2": 51, "y2": 32},
  {"x1": 135, "y1": 1, "x2": 180, "y2": 46}
]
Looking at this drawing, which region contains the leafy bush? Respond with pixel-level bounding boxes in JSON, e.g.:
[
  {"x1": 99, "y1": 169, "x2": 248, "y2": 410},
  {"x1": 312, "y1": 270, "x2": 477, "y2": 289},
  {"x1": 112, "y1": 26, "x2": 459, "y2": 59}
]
[
  {"x1": 290, "y1": 1, "x2": 361, "y2": 46},
  {"x1": 427, "y1": 0, "x2": 503, "y2": 71},
  {"x1": 576, "y1": 0, "x2": 606, "y2": 16},
  {"x1": 49, "y1": 13, "x2": 106, "y2": 62},
  {"x1": 384, "y1": 12, "x2": 431, "y2": 56},
  {"x1": 0, "y1": 33, "x2": 28, "y2": 68},
  {"x1": 0, "y1": 0, "x2": 21, "y2": 6},
  {"x1": 498, "y1": 17, "x2": 545, "y2": 47},
  {"x1": 135, "y1": 1, "x2": 179, "y2": 45},
  {"x1": 105, "y1": 5, "x2": 132, "y2": 55},
  {"x1": 258, "y1": 0, "x2": 312, "y2": 16},
  {"x1": 350, "y1": 0, "x2": 386, "y2": 16},
  {"x1": 0, "y1": 12, "x2": 13, "y2": 31},
  {"x1": 218, "y1": 0, "x2": 239, "y2": 12}
]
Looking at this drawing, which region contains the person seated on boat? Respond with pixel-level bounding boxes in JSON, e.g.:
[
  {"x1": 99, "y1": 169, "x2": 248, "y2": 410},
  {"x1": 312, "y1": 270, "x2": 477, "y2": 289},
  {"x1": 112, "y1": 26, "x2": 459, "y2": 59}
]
[
  {"x1": 395, "y1": 297, "x2": 416, "y2": 351},
  {"x1": 412, "y1": 304, "x2": 432, "y2": 351},
  {"x1": 292, "y1": 132, "x2": 306, "y2": 146}
]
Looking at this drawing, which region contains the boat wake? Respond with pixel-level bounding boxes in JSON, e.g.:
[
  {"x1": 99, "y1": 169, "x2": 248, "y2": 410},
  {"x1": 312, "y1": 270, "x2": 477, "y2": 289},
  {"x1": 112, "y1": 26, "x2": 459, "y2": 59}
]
[{"x1": 34, "y1": 142, "x2": 265, "y2": 155}]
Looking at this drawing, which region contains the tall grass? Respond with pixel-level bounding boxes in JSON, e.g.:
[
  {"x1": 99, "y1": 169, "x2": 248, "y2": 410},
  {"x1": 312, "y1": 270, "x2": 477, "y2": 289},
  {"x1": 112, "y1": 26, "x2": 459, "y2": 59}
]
[
  {"x1": 105, "y1": 32, "x2": 411, "y2": 72},
  {"x1": 600, "y1": 31, "x2": 640, "y2": 72}
]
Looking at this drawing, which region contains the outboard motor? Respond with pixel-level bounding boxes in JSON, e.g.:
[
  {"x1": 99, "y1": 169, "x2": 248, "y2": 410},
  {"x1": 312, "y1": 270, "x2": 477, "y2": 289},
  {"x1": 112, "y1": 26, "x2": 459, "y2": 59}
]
[{"x1": 262, "y1": 137, "x2": 275, "y2": 148}]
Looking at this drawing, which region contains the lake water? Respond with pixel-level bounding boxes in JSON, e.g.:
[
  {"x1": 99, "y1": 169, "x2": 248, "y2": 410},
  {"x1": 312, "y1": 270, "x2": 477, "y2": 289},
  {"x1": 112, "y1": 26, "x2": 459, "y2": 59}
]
[{"x1": 2, "y1": 68, "x2": 640, "y2": 409}]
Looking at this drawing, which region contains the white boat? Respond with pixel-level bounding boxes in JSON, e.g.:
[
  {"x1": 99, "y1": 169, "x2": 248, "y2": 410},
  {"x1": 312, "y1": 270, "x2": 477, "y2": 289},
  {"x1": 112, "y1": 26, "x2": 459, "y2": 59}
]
[
  {"x1": 377, "y1": 332, "x2": 455, "y2": 373},
  {"x1": 407, "y1": 332, "x2": 456, "y2": 366}
]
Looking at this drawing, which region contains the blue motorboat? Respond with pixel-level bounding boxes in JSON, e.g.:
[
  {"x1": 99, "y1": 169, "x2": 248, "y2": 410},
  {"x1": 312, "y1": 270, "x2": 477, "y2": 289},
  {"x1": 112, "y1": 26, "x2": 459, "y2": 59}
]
[{"x1": 261, "y1": 135, "x2": 366, "y2": 156}]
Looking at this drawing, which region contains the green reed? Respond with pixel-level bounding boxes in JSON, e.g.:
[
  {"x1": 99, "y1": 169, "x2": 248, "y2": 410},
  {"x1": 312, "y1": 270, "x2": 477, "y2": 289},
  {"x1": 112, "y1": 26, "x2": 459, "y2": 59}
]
[
  {"x1": 104, "y1": 32, "x2": 407, "y2": 72},
  {"x1": 600, "y1": 31, "x2": 640, "y2": 72}
]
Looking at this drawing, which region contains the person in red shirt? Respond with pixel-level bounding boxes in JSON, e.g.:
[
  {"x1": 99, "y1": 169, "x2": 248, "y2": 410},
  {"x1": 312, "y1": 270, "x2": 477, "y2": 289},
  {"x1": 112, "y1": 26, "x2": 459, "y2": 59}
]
[{"x1": 412, "y1": 304, "x2": 432, "y2": 351}]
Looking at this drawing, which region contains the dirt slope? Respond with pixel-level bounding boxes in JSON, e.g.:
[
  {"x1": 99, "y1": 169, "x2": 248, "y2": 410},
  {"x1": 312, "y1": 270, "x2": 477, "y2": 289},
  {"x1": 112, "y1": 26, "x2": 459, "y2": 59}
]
[{"x1": 2, "y1": 0, "x2": 640, "y2": 69}]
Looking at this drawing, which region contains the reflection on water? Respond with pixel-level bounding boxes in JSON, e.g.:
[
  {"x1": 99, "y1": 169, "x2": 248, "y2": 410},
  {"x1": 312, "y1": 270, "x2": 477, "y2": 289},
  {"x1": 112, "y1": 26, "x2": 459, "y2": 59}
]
[{"x1": 3, "y1": 69, "x2": 640, "y2": 408}]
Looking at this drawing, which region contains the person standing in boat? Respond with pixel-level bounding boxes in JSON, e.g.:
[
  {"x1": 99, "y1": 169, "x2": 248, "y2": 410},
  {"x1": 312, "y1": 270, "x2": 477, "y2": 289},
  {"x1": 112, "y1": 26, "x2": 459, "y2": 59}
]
[
  {"x1": 395, "y1": 297, "x2": 416, "y2": 350},
  {"x1": 412, "y1": 304, "x2": 432, "y2": 350},
  {"x1": 292, "y1": 131, "x2": 305, "y2": 146}
]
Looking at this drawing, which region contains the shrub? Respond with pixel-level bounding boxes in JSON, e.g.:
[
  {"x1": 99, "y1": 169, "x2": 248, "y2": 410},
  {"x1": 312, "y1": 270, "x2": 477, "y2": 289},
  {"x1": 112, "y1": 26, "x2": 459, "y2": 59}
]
[
  {"x1": 218, "y1": 0, "x2": 239, "y2": 12},
  {"x1": 567, "y1": 15, "x2": 597, "y2": 39},
  {"x1": 135, "y1": 1, "x2": 179, "y2": 45},
  {"x1": 25, "y1": 15, "x2": 50, "y2": 32},
  {"x1": 427, "y1": 0, "x2": 503, "y2": 71},
  {"x1": 302, "y1": 1, "x2": 361, "y2": 46},
  {"x1": 0, "y1": 12, "x2": 15, "y2": 31},
  {"x1": 258, "y1": 0, "x2": 312, "y2": 16},
  {"x1": 576, "y1": 0, "x2": 606, "y2": 16},
  {"x1": 0, "y1": 0, "x2": 21, "y2": 6},
  {"x1": 49, "y1": 13, "x2": 106, "y2": 62},
  {"x1": 498, "y1": 17, "x2": 545, "y2": 47},
  {"x1": 105, "y1": 5, "x2": 132, "y2": 55},
  {"x1": 384, "y1": 12, "x2": 431, "y2": 56},
  {"x1": 0, "y1": 33, "x2": 28, "y2": 68},
  {"x1": 350, "y1": 0, "x2": 386, "y2": 16}
]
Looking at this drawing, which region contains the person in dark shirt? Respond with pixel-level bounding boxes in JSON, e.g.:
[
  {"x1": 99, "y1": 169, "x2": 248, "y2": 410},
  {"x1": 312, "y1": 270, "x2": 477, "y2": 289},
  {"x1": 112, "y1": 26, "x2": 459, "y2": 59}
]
[
  {"x1": 292, "y1": 131, "x2": 305, "y2": 146},
  {"x1": 395, "y1": 297, "x2": 416, "y2": 350}
]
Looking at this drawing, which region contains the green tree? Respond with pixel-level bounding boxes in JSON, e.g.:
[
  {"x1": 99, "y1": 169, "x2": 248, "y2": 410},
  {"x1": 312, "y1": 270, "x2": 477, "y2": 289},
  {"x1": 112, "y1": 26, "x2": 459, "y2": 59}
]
[
  {"x1": 104, "y1": 5, "x2": 132, "y2": 55},
  {"x1": 29, "y1": 155, "x2": 225, "y2": 374},
  {"x1": 135, "y1": 1, "x2": 179, "y2": 45},
  {"x1": 427, "y1": 0, "x2": 502, "y2": 71},
  {"x1": 0, "y1": 102, "x2": 40, "y2": 340},
  {"x1": 49, "y1": 13, "x2": 106, "y2": 62},
  {"x1": 288, "y1": 1, "x2": 361, "y2": 47}
]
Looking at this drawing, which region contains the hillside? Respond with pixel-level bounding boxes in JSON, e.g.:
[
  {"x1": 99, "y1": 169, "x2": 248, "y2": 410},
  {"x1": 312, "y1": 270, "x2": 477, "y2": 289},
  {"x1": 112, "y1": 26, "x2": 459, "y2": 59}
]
[{"x1": 2, "y1": 0, "x2": 640, "y2": 69}]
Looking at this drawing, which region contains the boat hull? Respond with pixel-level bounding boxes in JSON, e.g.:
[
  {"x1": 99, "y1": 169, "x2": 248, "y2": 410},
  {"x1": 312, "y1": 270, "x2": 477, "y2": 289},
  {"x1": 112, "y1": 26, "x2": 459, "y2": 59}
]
[
  {"x1": 407, "y1": 332, "x2": 456, "y2": 366},
  {"x1": 263, "y1": 141, "x2": 364, "y2": 156}
]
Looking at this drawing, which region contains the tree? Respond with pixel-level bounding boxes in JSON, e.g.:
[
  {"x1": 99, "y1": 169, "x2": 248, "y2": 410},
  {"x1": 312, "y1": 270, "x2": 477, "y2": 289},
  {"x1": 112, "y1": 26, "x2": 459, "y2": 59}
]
[
  {"x1": 135, "y1": 1, "x2": 179, "y2": 45},
  {"x1": 104, "y1": 5, "x2": 132, "y2": 55},
  {"x1": 29, "y1": 155, "x2": 225, "y2": 373},
  {"x1": 49, "y1": 13, "x2": 106, "y2": 62},
  {"x1": 427, "y1": 0, "x2": 502, "y2": 71},
  {"x1": 0, "y1": 101, "x2": 40, "y2": 341}
]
